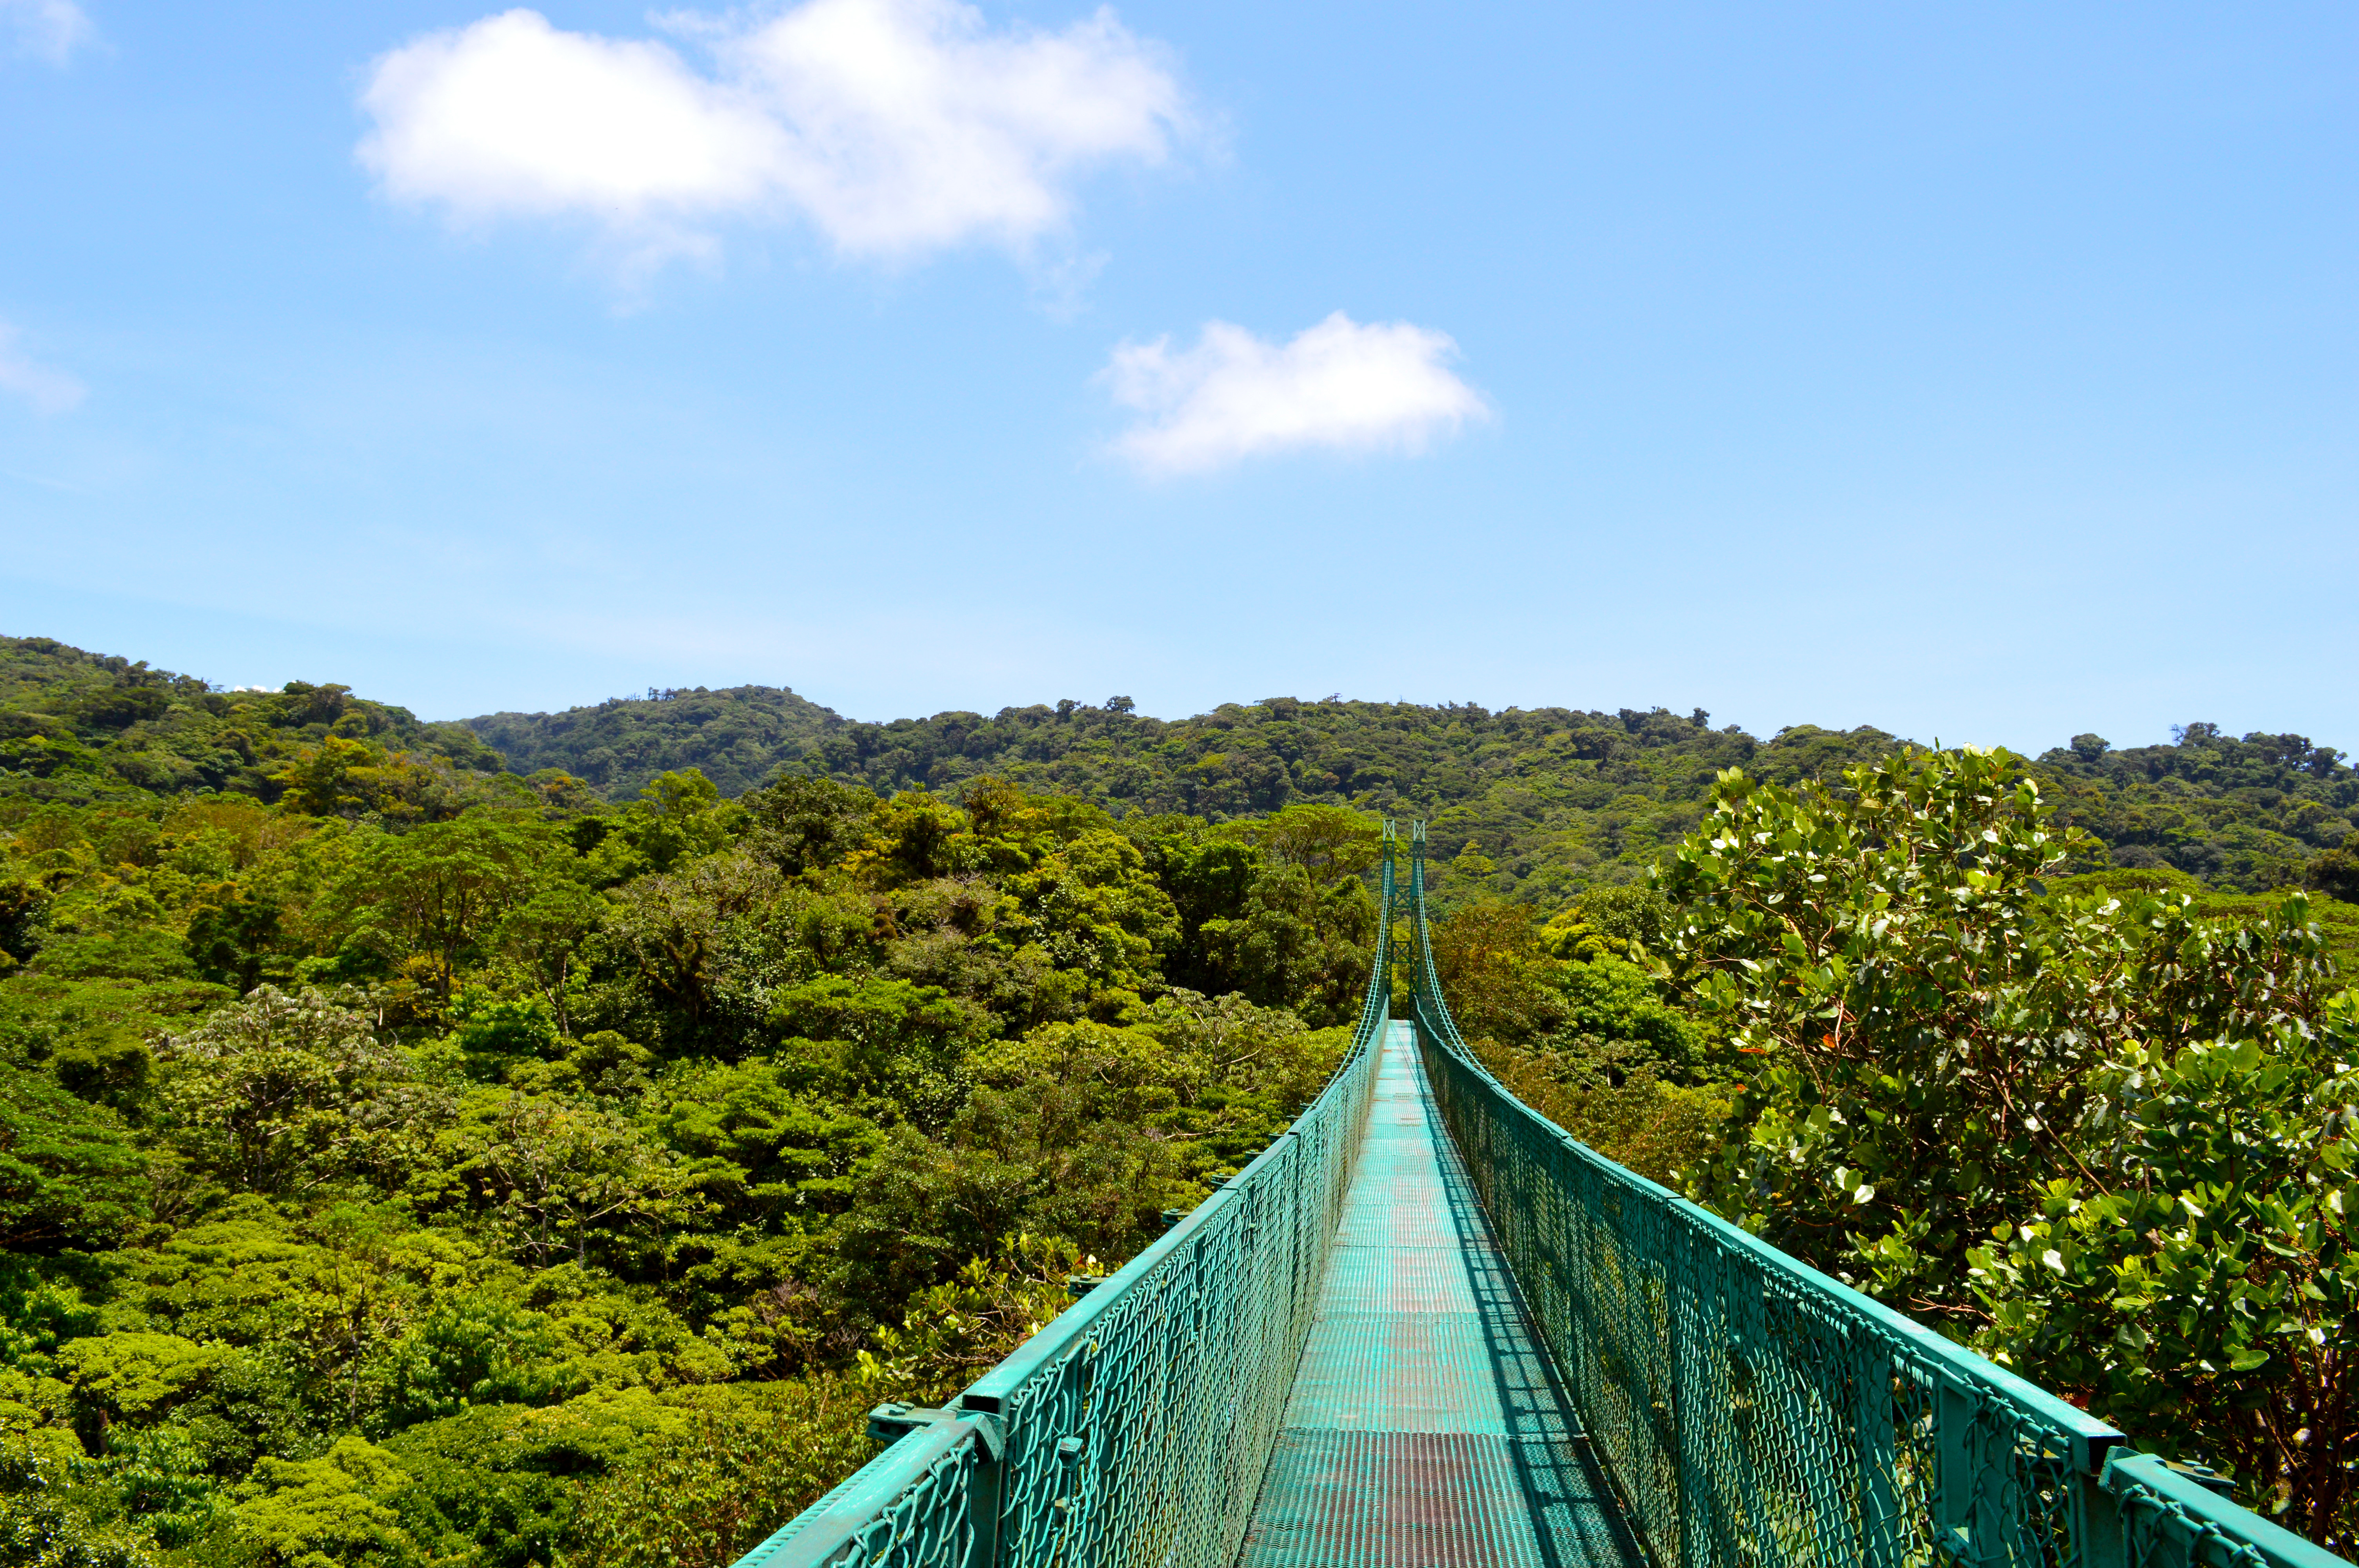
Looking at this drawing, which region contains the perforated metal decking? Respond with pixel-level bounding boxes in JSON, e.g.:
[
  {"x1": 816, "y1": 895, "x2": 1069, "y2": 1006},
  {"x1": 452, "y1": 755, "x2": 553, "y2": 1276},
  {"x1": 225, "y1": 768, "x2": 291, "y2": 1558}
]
[{"x1": 1236, "y1": 1022, "x2": 1646, "y2": 1568}]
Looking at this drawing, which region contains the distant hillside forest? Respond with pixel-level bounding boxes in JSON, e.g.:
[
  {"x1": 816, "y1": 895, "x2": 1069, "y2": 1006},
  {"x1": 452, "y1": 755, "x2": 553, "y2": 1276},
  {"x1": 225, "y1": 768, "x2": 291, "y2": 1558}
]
[
  {"x1": 4, "y1": 630, "x2": 2359, "y2": 1566},
  {"x1": 481, "y1": 679, "x2": 2359, "y2": 904}
]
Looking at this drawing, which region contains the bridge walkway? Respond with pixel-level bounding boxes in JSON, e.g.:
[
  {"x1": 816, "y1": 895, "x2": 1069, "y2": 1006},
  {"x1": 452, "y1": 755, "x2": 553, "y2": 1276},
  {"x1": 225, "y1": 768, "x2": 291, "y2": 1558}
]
[{"x1": 1236, "y1": 1021, "x2": 1647, "y2": 1568}]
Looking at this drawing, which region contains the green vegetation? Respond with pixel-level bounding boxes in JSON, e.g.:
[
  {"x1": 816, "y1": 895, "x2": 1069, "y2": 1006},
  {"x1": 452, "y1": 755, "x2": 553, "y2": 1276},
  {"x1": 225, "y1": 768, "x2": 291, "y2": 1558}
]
[
  {"x1": 3, "y1": 633, "x2": 2356, "y2": 1557},
  {"x1": 2039, "y1": 725, "x2": 2359, "y2": 893},
  {"x1": 2, "y1": 637, "x2": 507, "y2": 813},
  {"x1": 463, "y1": 691, "x2": 841, "y2": 801},
  {"x1": 0, "y1": 639, "x2": 1392, "y2": 1568},
  {"x1": 1429, "y1": 748, "x2": 2359, "y2": 1543},
  {"x1": 464, "y1": 687, "x2": 2359, "y2": 906},
  {"x1": 1658, "y1": 751, "x2": 2359, "y2": 1545}
]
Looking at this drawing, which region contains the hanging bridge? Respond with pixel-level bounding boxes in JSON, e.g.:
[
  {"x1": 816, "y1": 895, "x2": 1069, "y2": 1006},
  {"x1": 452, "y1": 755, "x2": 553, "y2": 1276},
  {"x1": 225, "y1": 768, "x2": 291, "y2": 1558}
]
[{"x1": 734, "y1": 824, "x2": 2340, "y2": 1568}]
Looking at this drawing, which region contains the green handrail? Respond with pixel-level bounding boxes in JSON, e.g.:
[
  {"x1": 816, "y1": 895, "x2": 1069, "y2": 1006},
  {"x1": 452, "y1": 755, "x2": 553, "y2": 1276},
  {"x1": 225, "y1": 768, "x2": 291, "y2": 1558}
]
[
  {"x1": 734, "y1": 826, "x2": 1406, "y2": 1568},
  {"x1": 1399, "y1": 828, "x2": 2346, "y2": 1568}
]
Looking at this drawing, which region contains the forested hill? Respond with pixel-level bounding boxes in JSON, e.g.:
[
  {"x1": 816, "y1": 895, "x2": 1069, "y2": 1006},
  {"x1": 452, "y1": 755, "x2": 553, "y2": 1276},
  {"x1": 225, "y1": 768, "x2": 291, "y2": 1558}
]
[
  {"x1": 0, "y1": 635, "x2": 503, "y2": 804},
  {"x1": 464, "y1": 686, "x2": 843, "y2": 798},
  {"x1": 465, "y1": 686, "x2": 2359, "y2": 903},
  {"x1": 1, "y1": 633, "x2": 2352, "y2": 901}
]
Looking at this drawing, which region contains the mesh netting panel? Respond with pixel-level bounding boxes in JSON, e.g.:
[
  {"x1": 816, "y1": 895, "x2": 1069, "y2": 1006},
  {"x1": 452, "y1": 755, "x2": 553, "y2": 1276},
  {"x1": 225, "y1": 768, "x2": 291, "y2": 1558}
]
[{"x1": 987, "y1": 1049, "x2": 1377, "y2": 1568}]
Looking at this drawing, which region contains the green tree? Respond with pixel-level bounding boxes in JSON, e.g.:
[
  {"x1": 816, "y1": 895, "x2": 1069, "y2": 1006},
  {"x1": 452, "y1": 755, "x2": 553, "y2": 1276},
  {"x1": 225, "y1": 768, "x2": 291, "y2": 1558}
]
[
  {"x1": 763, "y1": 974, "x2": 985, "y2": 1129},
  {"x1": 988, "y1": 829, "x2": 1180, "y2": 999},
  {"x1": 648, "y1": 1058, "x2": 884, "y2": 1228},
  {"x1": 382, "y1": 1292, "x2": 563, "y2": 1423},
  {"x1": 1, "y1": 1431, "x2": 155, "y2": 1568},
  {"x1": 279, "y1": 1206, "x2": 429, "y2": 1431},
  {"x1": 1966, "y1": 993, "x2": 2359, "y2": 1544},
  {"x1": 228, "y1": 1436, "x2": 421, "y2": 1568},
  {"x1": 1199, "y1": 861, "x2": 1375, "y2": 1025},
  {"x1": 848, "y1": 793, "x2": 978, "y2": 886},
  {"x1": 2311, "y1": 832, "x2": 2359, "y2": 905},
  {"x1": 184, "y1": 883, "x2": 285, "y2": 993},
  {"x1": 1252, "y1": 804, "x2": 1383, "y2": 880},
  {"x1": 1659, "y1": 747, "x2": 2355, "y2": 1539},
  {"x1": 598, "y1": 852, "x2": 789, "y2": 1051},
  {"x1": 1665, "y1": 749, "x2": 2334, "y2": 1307},
  {"x1": 1129, "y1": 824, "x2": 1259, "y2": 995},
  {"x1": 331, "y1": 820, "x2": 552, "y2": 1004},
  {"x1": 153, "y1": 987, "x2": 414, "y2": 1196},
  {"x1": 569, "y1": 1386, "x2": 872, "y2": 1568},
  {"x1": 856, "y1": 1234, "x2": 1087, "y2": 1403},
  {"x1": 55, "y1": 1334, "x2": 231, "y2": 1445},
  {"x1": 831, "y1": 1020, "x2": 1200, "y2": 1292},
  {"x1": 1429, "y1": 900, "x2": 1721, "y2": 1183},
  {"x1": 0, "y1": 861, "x2": 51, "y2": 970},
  {"x1": 269, "y1": 737, "x2": 465, "y2": 826},
  {"x1": 429, "y1": 1093, "x2": 688, "y2": 1268},
  {"x1": 739, "y1": 776, "x2": 877, "y2": 878},
  {"x1": 612, "y1": 770, "x2": 740, "y2": 878},
  {"x1": 0, "y1": 1060, "x2": 145, "y2": 1252},
  {"x1": 85, "y1": 1426, "x2": 223, "y2": 1550},
  {"x1": 447, "y1": 989, "x2": 563, "y2": 1080},
  {"x1": 492, "y1": 882, "x2": 606, "y2": 1037}
]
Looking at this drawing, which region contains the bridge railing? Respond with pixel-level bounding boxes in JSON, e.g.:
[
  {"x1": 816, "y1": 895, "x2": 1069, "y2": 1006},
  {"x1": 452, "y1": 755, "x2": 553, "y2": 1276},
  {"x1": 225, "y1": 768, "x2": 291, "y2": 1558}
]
[
  {"x1": 734, "y1": 833, "x2": 1401, "y2": 1568},
  {"x1": 1402, "y1": 842, "x2": 2344, "y2": 1568}
]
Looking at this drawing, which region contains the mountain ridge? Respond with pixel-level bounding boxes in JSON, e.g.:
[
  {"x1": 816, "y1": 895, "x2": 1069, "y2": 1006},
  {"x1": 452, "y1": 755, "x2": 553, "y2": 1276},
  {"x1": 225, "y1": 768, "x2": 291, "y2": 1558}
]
[
  {"x1": 467, "y1": 686, "x2": 2359, "y2": 902},
  {"x1": 2, "y1": 635, "x2": 2350, "y2": 902}
]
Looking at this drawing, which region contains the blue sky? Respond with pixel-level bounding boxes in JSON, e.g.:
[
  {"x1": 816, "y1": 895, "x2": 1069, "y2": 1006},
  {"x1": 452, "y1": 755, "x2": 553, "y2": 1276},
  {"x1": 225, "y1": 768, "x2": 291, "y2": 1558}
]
[{"x1": 0, "y1": 2, "x2": 2352, "y2": 755}]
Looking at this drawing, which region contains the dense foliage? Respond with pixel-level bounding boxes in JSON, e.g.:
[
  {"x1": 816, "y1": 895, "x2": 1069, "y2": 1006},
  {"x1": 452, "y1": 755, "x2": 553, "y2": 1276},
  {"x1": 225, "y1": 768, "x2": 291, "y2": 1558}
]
[
  {"x1": 463, "y1": 682, "x2": 2358, "y2": 905},
  {"x1": 5, "y1": 633, "x2": 2357, "y2": 1560},
  {"x1": 463, "y1": 691, "x2": 840, "y2": 802},
  {"x1": 2, "y1": 638, "x2": 506, "y2": 813},
  {"x1": 2039, "y1": 726, "x2": 2359, "y2": 895},
  {"x1": 1654, "y1": 750, "x2": 2359, "y2": 1545},
  {"x1": 0, "y1": 642, "x2": 1395, "y2": 1568}
]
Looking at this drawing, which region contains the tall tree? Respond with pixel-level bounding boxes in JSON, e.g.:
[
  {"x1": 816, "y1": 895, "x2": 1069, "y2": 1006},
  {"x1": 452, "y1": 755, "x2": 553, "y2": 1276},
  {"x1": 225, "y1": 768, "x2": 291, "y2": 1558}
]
[{"x1": 332, "y1": 819, "x2": 553, "y2": 1003}]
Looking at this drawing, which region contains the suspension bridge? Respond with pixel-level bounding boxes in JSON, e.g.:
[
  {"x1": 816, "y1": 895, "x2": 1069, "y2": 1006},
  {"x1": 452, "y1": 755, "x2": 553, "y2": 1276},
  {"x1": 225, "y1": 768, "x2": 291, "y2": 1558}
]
[{"x1": 733, "y1": 824, "x2": 2339, "y2": 1568}]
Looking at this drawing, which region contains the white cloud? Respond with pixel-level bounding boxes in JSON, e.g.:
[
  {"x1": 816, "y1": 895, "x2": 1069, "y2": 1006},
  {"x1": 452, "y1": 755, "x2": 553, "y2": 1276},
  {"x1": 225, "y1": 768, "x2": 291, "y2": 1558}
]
[
  {"x1": 1104, "y1": 312, "x2": 1488, "y2": 476},
  {"x1": 3, "y1": 0, "x2": 93, "y2": 65},
  {"x1": 0, "y1": 322, "x2": 85, "y2": 414},
  {"x1": 357, "y1": 0, "x2": 1189, "y2": 266}
]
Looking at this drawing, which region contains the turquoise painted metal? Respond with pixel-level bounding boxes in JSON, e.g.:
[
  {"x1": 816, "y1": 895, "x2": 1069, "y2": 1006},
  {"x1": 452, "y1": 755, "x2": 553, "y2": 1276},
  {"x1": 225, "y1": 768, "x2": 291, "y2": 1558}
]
[
  {"x1": 727, "y1": 820, "x2": 2350, "y2": 1568},
  {"x1": 1232, "y1": 1018, "x2": 1643, "y2": 1566}
]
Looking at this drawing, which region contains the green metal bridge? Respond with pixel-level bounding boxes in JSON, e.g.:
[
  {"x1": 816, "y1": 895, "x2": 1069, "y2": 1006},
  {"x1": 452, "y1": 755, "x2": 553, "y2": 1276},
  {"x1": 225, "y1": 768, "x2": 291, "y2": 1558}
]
[{"x1": 734, "y1": 824, "x2": 2341, "y2": 1568}]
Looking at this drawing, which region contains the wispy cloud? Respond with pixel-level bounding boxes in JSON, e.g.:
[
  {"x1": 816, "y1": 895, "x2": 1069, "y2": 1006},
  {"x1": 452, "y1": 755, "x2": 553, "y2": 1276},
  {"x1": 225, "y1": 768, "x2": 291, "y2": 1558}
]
[
  {"x1": 0, "y1": 321, "x2": 85, "y2": 414},
  {"x1": 3, "y1": 0, "x2": 93, "y2": 65},
  {"x1": 357, "y1": 0, "x2": 1190, "y2": 272},
  {"x1": 1104, "y1": 312, "x2": 1488, "y2": 476}
]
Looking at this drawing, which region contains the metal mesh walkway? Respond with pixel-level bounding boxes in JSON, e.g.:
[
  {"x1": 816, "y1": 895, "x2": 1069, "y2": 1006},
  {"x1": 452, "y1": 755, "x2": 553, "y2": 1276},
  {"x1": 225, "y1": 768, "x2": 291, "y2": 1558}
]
[{"x1": 1236, "y1": 1021, "x2": 1646, "y2": 1568}]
